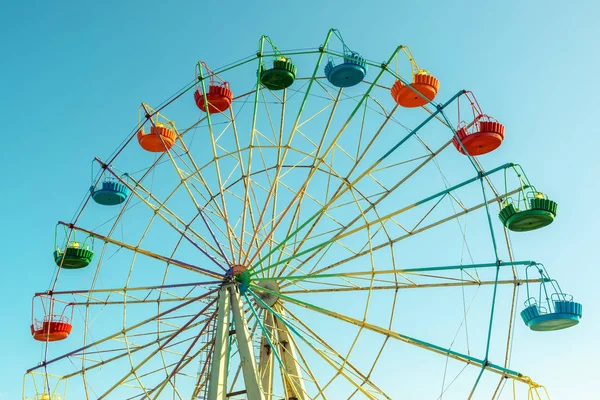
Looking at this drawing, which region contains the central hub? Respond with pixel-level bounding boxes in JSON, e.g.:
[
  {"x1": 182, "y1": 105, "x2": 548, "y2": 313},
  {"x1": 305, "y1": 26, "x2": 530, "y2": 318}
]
[
  {"x1": 227, "y1": 264, "x2": 251, "y2": 294},
  {"x1": 254, "y1": 281, "x2": 280, "y2": 308}
]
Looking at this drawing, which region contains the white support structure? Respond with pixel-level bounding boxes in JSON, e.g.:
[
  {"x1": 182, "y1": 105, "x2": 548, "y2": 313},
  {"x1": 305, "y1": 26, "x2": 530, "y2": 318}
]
[
  {"x1": 209, "y1": 285, "x2": 313, "y2": 400},
  {"x1": 207, "y1": 286, "x2": 231, "y2": 400},
  {"x1": 258, "y1": 312, "x2": 275, "y2": 400},
  {"x1": 230, "y1": 286, "x2": 266, "y2": 400},
  {"x1": 275, "y1": 306, "x2": 307, "y2": 400}
]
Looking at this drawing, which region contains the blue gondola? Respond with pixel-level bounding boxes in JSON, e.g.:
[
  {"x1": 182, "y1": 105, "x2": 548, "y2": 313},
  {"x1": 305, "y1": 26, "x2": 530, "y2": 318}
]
[
  {"x1": 91, "y1": 177, "x2": 129, "y2": 206},
  {"x1": 324, "y1": 30, "x2": 367, "y2": 88},
  {"x1": 520, "y1": 264, "x2": 582, "y2": 332}
]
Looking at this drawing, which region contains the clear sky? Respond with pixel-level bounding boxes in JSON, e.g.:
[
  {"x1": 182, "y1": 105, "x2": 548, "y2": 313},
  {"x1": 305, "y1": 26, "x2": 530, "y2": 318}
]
[{"x1": 1, "y1": 0, "x2": 599, "y2": 399}]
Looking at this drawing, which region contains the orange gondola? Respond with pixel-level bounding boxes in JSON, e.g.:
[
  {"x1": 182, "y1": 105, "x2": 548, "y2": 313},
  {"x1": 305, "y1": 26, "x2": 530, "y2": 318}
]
[
  {"x1": 136, "y1": 104, "x2": 178, "y2": 153},
  {"x1": 137, "y1": 123, "x2": 177, "y2": 152},
  {"x1": 390, "y1": 47, "x2": 439, "y2": 108},
  {"x1": 391, "y1": 73, "x2": 440, "y2": 108}
]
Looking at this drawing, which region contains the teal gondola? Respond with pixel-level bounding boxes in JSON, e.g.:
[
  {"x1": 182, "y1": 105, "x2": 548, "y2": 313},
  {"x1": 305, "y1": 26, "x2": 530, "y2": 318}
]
[
  {"x1": 520, "y1": 264, "x2": 582, "y2": 331},
  {"x1": 91, "y1": 177, "x2": 129, "y2": 206},
  {"x1": 324, "y1": 29, "x2": 367, "y2": 88}
]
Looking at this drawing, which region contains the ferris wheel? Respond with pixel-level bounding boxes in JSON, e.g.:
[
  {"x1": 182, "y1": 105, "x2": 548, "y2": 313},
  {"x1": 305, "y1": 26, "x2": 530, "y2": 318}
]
[{"x1": 25, "y1": 29, "x2": 582, "y2": 400}]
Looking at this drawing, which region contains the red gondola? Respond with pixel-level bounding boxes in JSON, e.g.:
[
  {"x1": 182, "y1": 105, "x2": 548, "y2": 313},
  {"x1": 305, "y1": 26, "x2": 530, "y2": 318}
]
[
  {"x1": 194, "y1": 62, "x2": 233, "y2": 114},
  {"x1": 31, "y1": 294, "x2": 73, "y2": 342},
  {"x1": 452, "y1": 91, "x2": 505, "y2": 156}
]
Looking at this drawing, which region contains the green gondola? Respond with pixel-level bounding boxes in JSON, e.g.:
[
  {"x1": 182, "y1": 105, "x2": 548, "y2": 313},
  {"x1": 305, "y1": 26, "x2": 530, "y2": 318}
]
[
  {"x1": 259, "y1": 37, "x2": 297, "y2": 91},
  {"x1": 54, "y1": 225, "x2": 94, "y2": 269},
  {"x1": 499, "y1": 165, "x2": 557, "y2": 232}
]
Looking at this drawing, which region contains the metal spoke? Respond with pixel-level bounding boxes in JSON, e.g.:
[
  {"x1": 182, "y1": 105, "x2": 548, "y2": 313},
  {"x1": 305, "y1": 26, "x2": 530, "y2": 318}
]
[
  {"x1": 57, "y1": 221, "x2": 222, "y2": 279},
  {"x1": 260, "y1": 288, "x2": 540, "y2": 386}
]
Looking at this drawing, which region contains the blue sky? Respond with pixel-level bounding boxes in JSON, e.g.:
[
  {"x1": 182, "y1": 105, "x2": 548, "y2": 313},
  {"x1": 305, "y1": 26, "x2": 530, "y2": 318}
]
[{"x1": 1, "y1": 0, "x2": 599, "y2": 399}]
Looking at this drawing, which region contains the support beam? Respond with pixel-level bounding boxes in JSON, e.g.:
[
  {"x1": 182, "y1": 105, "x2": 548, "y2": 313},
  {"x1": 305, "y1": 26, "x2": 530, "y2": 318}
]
[
  {"x1": 275, "y1": 306, "x2": 307, "y2": 400},
  {"x1": 258, "y1": 312, "x2": 275, "y2": 400},
  {"x1": 230, "y1": 287, "x2": 266, "y2": 400},
  {"x1": 208, "y1": 287, "x2": 231, "y2": 400}
]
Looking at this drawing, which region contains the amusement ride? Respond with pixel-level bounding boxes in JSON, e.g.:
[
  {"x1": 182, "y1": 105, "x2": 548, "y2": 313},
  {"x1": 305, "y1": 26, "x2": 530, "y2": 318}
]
[{"x1": 24, "y1": 29, "x2": 581, "y2": 399}]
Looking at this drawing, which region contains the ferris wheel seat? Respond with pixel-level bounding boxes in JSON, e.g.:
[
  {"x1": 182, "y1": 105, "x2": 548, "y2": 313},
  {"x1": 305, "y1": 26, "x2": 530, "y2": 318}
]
[
  {"x1": 452, "y1": 122, "x2": 505, "y2": 156},
  {"x1": 524, "y1": 305, "x2": 582, "y2": 332},
  {"x1": 54, "y1": 246, "x2": 94, "y2": 269},
  {"x1": 324, "y1": 54, "x2": 367, "y2": 88},
  {"x1": 261, "y1": 58, "x2": 297, "y2": 90},
  {"x1": 30, "y1": 320, "x2": 72, "y2": 342},
  {"x1": 499, "y1": 198, "x2": 557, "y2": 232},
  {"x1": 137, "y1": 125, "x2": 177, "y2": 152},
  {"x1": 91, "y1": 181, "x2": 129, "y2": 206},
  {"x1": 391, "y1": 73, "x2": 439, "y2": 108},
  {"x1": 194, "y1": 85, "x2": 233, "y2": 114}
]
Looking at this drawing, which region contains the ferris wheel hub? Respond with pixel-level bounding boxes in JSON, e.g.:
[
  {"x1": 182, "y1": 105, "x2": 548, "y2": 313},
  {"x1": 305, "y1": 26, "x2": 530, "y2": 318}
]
[
  {"x1": 226, "y1": 264, "x2": 252, "y2": 294},
  {"x1": 254, "y1": 281, "x2": 280, "y2": 308},
  {"x1": 228, "y1": 264, "x2": 248, "y2": 275}
]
